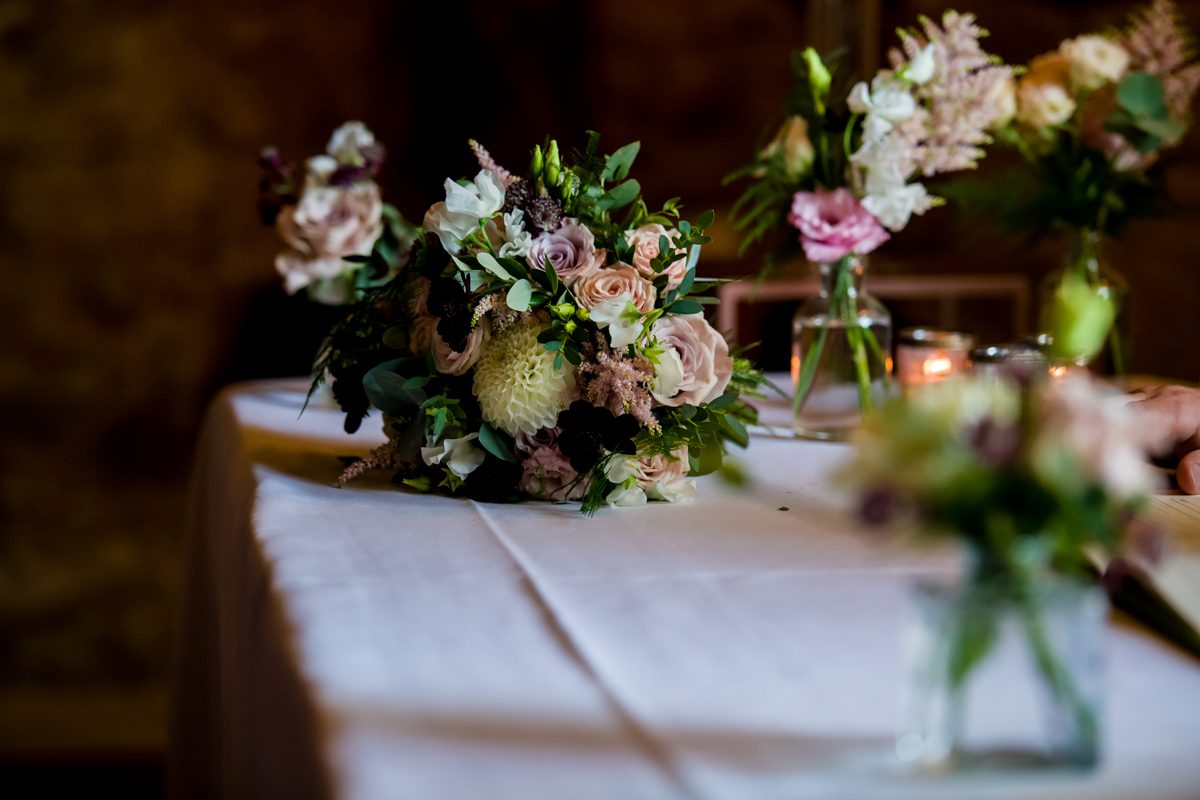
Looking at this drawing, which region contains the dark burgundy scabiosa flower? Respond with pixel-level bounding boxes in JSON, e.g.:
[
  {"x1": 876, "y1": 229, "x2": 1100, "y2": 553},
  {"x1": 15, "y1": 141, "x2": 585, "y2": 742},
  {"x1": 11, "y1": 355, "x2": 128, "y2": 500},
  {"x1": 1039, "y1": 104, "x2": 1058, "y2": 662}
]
[
  {"x1": 257, "y1": 147, "x2": 299, "y2": 225},
  {"x1": 527, "y1": 196, "x2": 563, "y2": 232},
  {"x1": 555, "y1": 401, "x2": 640, "y2": 474},
  {"x1": 461, "y1": 456, "x2": 524, "y2": 502},
  {"x1": 967, "y1": 416, "x2": 1021, "y2": 467},
  {"x1": 427, "y1": 277, "x2": 473, "y2": 352},
  {"x1": 502, "y1": 178, "x2": 532, "y2": 213},
  {"x1": 859, "y1": 486, "x2": 902, "y2": 527},
  {"x1": 330, "y1": 143, "x2": 387, "y2": 187}
]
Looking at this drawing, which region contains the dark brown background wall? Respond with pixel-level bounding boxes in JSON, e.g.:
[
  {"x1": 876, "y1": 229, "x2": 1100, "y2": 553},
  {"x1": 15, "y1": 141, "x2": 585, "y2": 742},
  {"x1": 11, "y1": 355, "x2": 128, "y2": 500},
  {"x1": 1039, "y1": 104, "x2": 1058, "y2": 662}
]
[{"x1": 0, "y1": 0, "x2": 1197, "y2": 776}]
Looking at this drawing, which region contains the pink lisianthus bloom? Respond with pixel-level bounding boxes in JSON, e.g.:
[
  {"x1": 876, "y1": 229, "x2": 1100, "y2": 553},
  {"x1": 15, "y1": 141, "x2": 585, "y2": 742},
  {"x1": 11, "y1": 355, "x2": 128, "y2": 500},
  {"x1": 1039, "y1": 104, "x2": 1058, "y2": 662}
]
[{"x1": 787, "y1": 187, "x2": 890, "y2": 263}]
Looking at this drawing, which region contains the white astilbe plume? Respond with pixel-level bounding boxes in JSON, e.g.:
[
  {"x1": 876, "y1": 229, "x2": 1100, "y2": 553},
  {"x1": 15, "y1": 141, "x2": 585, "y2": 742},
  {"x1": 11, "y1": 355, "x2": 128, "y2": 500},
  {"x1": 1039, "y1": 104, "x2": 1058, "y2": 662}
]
[{"x1": 888, "y1": 11, "x2": 1014, "y2": 177}]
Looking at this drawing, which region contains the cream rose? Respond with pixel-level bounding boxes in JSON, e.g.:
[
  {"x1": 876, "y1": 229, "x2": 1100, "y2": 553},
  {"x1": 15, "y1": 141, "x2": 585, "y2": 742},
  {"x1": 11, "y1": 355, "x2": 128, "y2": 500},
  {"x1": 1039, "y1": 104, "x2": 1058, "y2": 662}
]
[
  {"x1": 574, "y1": 265, "x2": 655, "y2": 314},
  {"x1": 1017, "y1": 78, "x2": 1076, "y2": 128},
  {"x1": 634, "y1": 447, "x2": 692, "y2": 502},
  {"x1": 431, "y1": 322, "x2": 488, "y2": 376},
  {"x1": 649, "y1": 314, "x2": 733, "y2": 407},
  {"x1": 275, "y1": 180, "x2": 383, "y2": 296},
  {"x1": 624, "y1": 224, "x2": 688, "y2": 289},
  {"x1": 1061, "y1": 35, "x2": 1129, "y2": 91},
  {"x1": 758, "y1": 116, "x2": 815, "y2": 182}
]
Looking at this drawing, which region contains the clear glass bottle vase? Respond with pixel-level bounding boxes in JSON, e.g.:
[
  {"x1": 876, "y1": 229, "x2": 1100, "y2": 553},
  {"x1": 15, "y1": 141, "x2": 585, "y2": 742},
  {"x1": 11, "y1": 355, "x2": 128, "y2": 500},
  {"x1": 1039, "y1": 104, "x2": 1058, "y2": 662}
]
[
  {"x1": 1039, "y1": 227, "x2": 1129, "y2": 378},
  {"x1": 790, "y1": 255, "x2": 893, "y2": 440}
]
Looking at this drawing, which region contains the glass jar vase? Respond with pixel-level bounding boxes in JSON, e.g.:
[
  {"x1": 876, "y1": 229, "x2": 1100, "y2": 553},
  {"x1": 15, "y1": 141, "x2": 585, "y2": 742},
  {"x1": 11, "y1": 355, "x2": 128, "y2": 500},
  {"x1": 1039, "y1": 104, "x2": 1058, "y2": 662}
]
[
  {"x1": 898, "y1": 573, "x2": 1107, "y2": 773},
  {"x1": 790, "y1": 255, "x2": 892, "y2": 440},
  {"x1": 1039, "y1": 227, "x2": 1129, "y2": 378}
]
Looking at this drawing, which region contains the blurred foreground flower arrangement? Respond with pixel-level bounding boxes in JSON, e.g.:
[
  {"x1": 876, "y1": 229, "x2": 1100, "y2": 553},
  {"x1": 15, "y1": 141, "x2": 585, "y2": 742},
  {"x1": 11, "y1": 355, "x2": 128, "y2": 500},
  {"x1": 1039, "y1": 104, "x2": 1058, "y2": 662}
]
[{"x1": 844, "y1": 374, "x2": 1157, "y2": 768}]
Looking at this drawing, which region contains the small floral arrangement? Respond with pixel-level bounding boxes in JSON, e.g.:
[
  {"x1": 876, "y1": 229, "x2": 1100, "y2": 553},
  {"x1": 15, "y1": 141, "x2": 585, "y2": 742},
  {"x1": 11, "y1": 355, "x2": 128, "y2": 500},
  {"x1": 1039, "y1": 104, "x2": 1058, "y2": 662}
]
[
  {"x1": 994, "y1": 0, "x2": 1200, "y2": 235},
  {"x1": 258, "y1": 121, "x2": 416, "y2": 305},
  {"x1": 846, "y1": 374, "x2": 1158, "y2": 765},
  {"x1": 844, "y1": 375, "x2": 1155, "y2": 566},
  {"x1": 728, "y1": 11, "x2": 1012, "y2": 272},
  {"x1": 317, "y1": 134, "x2": 764, "y2": 514}
]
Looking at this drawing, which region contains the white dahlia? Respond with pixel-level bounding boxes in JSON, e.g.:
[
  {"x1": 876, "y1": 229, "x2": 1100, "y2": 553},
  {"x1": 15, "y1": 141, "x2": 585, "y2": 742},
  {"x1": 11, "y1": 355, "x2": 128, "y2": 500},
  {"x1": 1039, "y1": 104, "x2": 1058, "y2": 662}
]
[{"x1": 472, "y1": 315, "x2": 576, "y2": 436}]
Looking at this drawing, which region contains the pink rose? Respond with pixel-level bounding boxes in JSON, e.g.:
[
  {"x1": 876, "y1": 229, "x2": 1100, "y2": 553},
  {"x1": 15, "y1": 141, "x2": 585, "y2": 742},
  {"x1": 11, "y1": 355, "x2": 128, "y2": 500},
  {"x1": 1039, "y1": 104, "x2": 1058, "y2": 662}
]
[
  {"x1": 787, "y1": 187, "x2": 889, "y2": 264},
  {"x1": 431, "y1": 322, "x2": 488, "y2": 376},
  {"x1": 632, "y1": 447, "x2": 689, "y2": 488},
  {"x1": 649, "y1": 314, "x2": 733, "y2": 407},
  {"x1": 275, "y1": 180, "x2": 383, "y2": 295},
  {"x1": 514, "y1": 426, "x2": 561, "y2": 455},
  {"x1": 525, "y1": 217, "x2": 604, "y2": 286},
  {"x1": 519, "y1": 444, "x2": 587, "y2": 501},
  {"x1": 574, "y1": 264, "x2": 656, "y2": 314},
  {"x1": 624, "y1": 224, "x2": 688, "y2": 288}
]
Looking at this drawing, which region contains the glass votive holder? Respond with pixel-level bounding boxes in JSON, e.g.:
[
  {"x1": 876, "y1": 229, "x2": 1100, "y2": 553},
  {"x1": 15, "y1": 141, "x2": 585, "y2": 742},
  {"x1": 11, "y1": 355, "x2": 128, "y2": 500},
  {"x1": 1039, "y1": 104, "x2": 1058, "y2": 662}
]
[
  {"x1": 896, "y1": 328, "x2": 974, "y2": 393},
  {"x1": 970, "y1": 343, "x2": 1050, "y2": 384}
]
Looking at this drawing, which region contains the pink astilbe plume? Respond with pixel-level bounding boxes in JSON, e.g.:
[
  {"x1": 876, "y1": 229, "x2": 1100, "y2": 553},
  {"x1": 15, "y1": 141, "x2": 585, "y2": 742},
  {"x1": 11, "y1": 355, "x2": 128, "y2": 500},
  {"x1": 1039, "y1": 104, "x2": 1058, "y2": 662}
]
[
  {"x1": 1121, "y1": 0, "x2": 1200, "y2": 122},
  {"x1": 468, "y1": 139, "x2": 516, "y2": 187},
  {"x1": 337, "y1": 415, "x2": 411, "y2": 486},
  {"x1": 578, "y1": 346, "x2": 659, "y2": 431},
  {"x1": 889, "y1": 11, "x2": 1013, "y2": 177}
]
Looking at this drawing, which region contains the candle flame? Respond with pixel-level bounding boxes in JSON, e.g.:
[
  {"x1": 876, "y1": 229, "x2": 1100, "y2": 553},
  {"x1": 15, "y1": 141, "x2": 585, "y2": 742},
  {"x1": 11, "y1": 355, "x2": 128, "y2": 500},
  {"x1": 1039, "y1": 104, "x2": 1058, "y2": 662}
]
[{"x1": 922, "y1": 356, "x2": 953, "y2": 378}]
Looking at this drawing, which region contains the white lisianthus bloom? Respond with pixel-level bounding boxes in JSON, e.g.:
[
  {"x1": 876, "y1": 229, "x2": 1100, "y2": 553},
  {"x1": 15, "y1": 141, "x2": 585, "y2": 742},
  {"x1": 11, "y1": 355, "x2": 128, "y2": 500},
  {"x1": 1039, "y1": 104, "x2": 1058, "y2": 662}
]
[
  {"x1": 605, "y1": 456, "x2": 639, "y2": 484},
  {"x1": 903, "y1": 44, "x2": 937, "y2": 84},
  {"x1": 498, "y1": 208, "x2": 532, "y2": 258},
  {"x1": 423, "y1": 169, "x2": 506, "y2": 255},
  {"x1": 1060, "y1": 34, "x2": 1130, "y2": 91},
  {"x1": 862, "y1": 182, "x2": 931, "y2": 232},
  {"x1": 305, "y1": 155, "x2": 339, "y2": 182},
  {"x1": 588, "y1": 294, "x2": 643, "y2": 350},
  {"x1": 421, "y1": 433, "x2": 486, "y2": 478},
  {"x1": 606, "y1": 483, "x2": 648, "y2": 508},
  {"x1": 326, "y1": 121, "x2": 376, "y2": 163},
  {"x1": 848, "y1": 78, "x2": 917, "y2": 144},
  {"x1": 652, "y1": 347, "x2": 685, "y2": 401},
  {"x1": 652, "y1": 477, "x2": 695, "y2": 504}
]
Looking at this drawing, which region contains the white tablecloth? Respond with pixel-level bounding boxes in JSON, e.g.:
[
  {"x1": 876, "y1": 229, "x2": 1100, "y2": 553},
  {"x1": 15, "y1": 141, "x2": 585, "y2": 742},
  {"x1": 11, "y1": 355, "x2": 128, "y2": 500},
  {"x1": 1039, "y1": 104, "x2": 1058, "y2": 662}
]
[{"x1": 170, "y1": 379, "x2": 1200, "y2": 800}]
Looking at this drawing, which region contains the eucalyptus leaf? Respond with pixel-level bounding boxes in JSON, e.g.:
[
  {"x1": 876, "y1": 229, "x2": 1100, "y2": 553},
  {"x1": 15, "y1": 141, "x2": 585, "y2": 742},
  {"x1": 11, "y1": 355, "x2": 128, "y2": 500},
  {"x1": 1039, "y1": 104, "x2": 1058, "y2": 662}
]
[
  {"x1": 598, "y1": 179, "x2": 641, "y2": 211},
  {"x1": 478, "y1": 423, "x2": 517, "y2": 463},
  {"x1": 602, "y1": 141, "x2": 641, "y2": 183},
  {"x1": 477, "y1": 252, "x2": 515, "y2": 281},
  {"x1": 363, "y1": 360, "x2": 428, "y2": 416},
  {"x1": 670, "y1": 299, "x2": 704, "y2": 315},
  {"x1": 1117, "y1": 72, "x2": 1168, "y2": 117},
  {"x1": 506, "y1": 279, "x2": 533, "y2": 312}
]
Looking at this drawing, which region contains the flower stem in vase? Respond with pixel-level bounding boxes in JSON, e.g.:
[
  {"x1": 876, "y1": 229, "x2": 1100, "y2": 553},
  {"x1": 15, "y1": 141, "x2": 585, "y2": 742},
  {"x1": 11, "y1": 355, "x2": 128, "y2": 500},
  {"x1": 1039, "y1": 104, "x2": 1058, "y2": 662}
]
[{"x1": 791, "y1": 255, "x2": 892, "y2": 440}]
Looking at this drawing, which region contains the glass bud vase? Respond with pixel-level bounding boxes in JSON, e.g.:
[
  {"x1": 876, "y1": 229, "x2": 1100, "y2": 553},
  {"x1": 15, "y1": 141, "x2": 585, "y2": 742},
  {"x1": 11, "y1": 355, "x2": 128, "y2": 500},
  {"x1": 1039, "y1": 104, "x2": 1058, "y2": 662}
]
[
  {"x1": 898, "y1": 573, "x2": 1107, "y2": 773},
  {"x1": 791, "y1": 255, "x2": 892, "y2": 440},
  {"x1": 1039, "y1": 227, "x2": 1129, "y2": 378}
]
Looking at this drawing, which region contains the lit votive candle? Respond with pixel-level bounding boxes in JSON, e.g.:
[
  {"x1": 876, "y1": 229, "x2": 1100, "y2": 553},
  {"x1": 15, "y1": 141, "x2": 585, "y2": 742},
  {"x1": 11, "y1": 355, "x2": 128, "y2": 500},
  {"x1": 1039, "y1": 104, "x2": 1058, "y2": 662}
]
[
  {"x1": 970, "y1": 343, "x2": 1049, "y2": 383},
  {"x1": 896, "y1": 328, "x2": 975, "y2": 392}
]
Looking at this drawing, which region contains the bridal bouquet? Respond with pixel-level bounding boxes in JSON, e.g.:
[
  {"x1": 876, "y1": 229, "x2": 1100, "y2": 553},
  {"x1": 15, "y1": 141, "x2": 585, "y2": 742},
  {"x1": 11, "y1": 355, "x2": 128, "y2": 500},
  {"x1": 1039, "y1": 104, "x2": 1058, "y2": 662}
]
[
  {"x1": 317, "y1": 134, "x2": 764, "y2": 513},
  {"x1": 258, "y1": 121, "x2": 416, "y2": 305}
]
